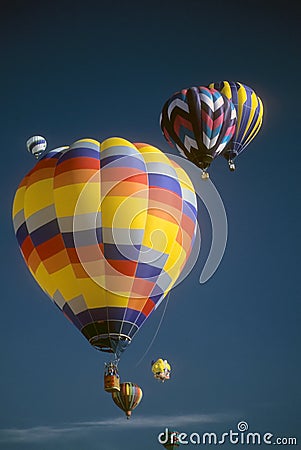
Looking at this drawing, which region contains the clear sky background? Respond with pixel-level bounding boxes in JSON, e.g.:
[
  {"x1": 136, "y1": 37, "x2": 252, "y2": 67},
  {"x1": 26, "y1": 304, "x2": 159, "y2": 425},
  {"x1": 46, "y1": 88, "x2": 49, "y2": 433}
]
[{"x1": 1, "y1": 0, "x2": 300, "y2": 449}]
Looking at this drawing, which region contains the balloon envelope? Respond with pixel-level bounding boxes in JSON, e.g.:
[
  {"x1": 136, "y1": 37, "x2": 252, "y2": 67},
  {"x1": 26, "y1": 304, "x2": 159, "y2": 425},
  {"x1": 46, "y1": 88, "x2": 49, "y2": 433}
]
[
  {"x1": 26, "y1": 135, "x2": 47, "y2": 158},
  {"x1": 112, "y1": 382, "x2": 143, "y2": 418},
  {"x1": 209, "y1": 81, "x2": 263, "y2": 161},
  {"x1": 160, "y1": 86, "x2": 236, "y2": 169},
  {"x1": 13, "y1": 138, "x2": 197, "y2": 358}
]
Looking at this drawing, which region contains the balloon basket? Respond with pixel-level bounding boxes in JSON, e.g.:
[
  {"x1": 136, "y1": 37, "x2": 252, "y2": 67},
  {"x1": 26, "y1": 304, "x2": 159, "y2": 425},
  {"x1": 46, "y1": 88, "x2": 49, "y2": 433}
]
[{"x1": 104, "y1": 374, "x2": 120, "y2": 393}]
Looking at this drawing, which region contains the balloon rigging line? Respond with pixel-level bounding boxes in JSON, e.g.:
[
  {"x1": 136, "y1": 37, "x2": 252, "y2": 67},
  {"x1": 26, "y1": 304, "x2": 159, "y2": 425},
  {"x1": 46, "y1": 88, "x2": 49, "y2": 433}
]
[{"x1": 135, "y1": 292, "x2": 170, "y2": 367}]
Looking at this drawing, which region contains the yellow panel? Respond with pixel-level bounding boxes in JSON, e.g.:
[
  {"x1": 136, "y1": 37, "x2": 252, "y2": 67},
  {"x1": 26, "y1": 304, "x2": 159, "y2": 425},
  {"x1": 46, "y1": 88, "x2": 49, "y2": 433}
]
[
  {"x1": 101, "y1": 137, "x2": 136, "y2": 152},
  {"x1": 240, "y1": 92, "x2": 258, "y2": 141},
  {"x1": 143, "y1": 215, "x2": 179, "y2": 253},
  {"x1": 103, "y1": 290, "x2": 129, "y2": 308},
  {"x1": 244, "y1": 117, "x2": 263, "y2": 147},
  {"x1": 54, "y1": 183, "x2": 100, "y2": 216},
  {"x1": 139, "y1": 147, "x2": 169, "y2": 164},
  {"x1": 75, "y1": 138, "x2": 100, "y2": 146},
  {"x1": 69, "y1": 278, "x2": 107, "y2": 308},
  {"x1": 102, "y1": 196, "x2": 147, "y2": 228},
  {"x1": 221, "y1": 81, "x2": 233, "y2": 101},
  {"x1": 131, "y1": 209, "x2": 148, "y2": 229},
  {"x1": 136, "y1": 144, "x2": 161, "y2": 155},
  {"x1": 164, "y1": 241, "x2": 186, "y2": 273},
  {"x1": 24, "y1": 179, "x2": 54, "y2": 218},
  {"x1": 34, "y1": 264, "x2": 79, "y2": 299},
  {"x1": 171, "y1": 163, "x2": 195, "y2": 193},
  {"x1": 78, "y1": 285, "x2": 129, "y2": 308},
  {"x1": 236, "y1": 83, "x2": 248, "y2": 129},
  {"x1": 13, "y1": 186, "x2": 26, "y2": 217},
  {"x1": 243, "y1": 97, "x2": 263, "y2": 147}
]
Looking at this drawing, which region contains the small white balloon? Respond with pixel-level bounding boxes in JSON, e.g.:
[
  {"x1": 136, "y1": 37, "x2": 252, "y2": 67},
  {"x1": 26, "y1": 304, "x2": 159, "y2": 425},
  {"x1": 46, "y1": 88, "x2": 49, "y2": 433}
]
[{"x1": 26, "y1": 136, "x2": 47, "y2": 159}]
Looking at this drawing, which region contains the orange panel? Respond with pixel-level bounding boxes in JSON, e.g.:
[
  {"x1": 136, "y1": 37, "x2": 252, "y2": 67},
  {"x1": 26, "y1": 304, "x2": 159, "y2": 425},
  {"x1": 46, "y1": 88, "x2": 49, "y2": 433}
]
[
  {"x1": 127, "y1": 297, "x2": 148, "y2": 312},
  {"x1": 54, "y1": 169, "x2": 99, "y2": 188},
  {"x1": 27, "y1": 248, "x2": 42, "y2": 274},
  {"x1": 43, "y1": 250, "x2": 70, "y2": 274}
]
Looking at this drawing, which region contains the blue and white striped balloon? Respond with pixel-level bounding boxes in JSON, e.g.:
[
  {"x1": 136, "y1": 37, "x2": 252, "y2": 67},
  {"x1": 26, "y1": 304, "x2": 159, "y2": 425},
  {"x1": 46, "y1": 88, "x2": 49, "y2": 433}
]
[{"x1": 26, "y1": 136, "x2": 47, "y2": 159}]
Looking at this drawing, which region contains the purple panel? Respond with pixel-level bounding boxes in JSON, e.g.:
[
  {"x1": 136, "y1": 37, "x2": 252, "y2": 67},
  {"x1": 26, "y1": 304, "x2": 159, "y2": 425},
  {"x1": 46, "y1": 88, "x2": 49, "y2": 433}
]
[
  {"x1": 148, "y1": 174, "x2": 181, "y2": 196},
  {"x1": 135, "y1": 312, "x2": 147, "y2": 327},
  {"x1": 149, "y1": 284, "x2": 165, "y2": 297},
  {"x1": 62, "y1": 228, "x2": 102, "y2": 248},
  {"x1": 183, "y1": 200, "x2": 197, "y2": 221},
  {"x1": 77, "y1": 309, "x2": 102, "y2": 324},
  {"x1": 124, "y1": 308, "x2": 140, "y2": 322},
  {"x1": 135, "y1": 262, "x2": 162, "y2": 279},
  {"x1": 101, "y1": 153, "x2": 146, "y2": 172},
  {"x1": 150, "y1": 293, "x2": 165, "y2": 306},
  {"x1": 16, "y1": 221, "x2": 29, "y2": 246},
  {"x1": 63, "y1": 304, "x2": 82, "y2": 330},
  {"x1": 57, "y1": 147, "x2": 100, "y2": 163},
  {"x1": 106, "y1": 307, "x2": 126, "y2": 321},
  {"x1": 104, "y1": 243, "x2": 140, "y2": 261},
  {"x1": 30, "y1": 219, "x2": 60, "y2": 246},
  {"x1": 62, "y1": 232, "x2": 75, "y2": 248}
]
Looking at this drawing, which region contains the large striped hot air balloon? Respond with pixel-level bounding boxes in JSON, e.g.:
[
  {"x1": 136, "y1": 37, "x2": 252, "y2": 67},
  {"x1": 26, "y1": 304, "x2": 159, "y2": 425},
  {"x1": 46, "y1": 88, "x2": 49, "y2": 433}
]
[
  {"x1": 12, "y1": 137, "x2": 197, "y2": 362},
  {"x1": 160, "y1": 86, "x2": 237, "y2": 177},
  {"x1": 209, "y1": 81, "x2": 263, "y2": 170}
]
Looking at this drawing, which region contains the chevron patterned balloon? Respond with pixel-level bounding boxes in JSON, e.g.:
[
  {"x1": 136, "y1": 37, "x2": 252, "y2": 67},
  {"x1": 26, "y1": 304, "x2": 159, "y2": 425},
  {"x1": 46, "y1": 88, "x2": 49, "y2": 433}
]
[{"x1": 160, "y1": 86, "x2": 237, "y2": 170}]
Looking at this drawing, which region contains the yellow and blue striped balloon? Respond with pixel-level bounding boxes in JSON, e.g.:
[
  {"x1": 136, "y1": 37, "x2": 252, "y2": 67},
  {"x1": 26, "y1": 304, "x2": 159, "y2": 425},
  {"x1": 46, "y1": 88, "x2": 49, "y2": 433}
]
[{"x1": 209, "y1": 81, "x2": 263, "y2": 166}]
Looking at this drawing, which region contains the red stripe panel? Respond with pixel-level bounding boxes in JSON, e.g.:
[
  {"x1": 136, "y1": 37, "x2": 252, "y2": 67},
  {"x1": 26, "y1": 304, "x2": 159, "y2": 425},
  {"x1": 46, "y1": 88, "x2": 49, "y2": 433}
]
[
  {"x1": 36, "y1": 234, "x2": 66, "y2": 261},
  {"x1": 142, "y1": 298, "x2": 155, "y2": 317},
  {"x1": 107, "y1": 259, "x2": 137, "y2": 277},
  {"x1": 148, "y1": 187, "x2": 182, "y2": 210},
  {"x1": 180, "y1": 214, "x2": 196, "y2": 237},
  {"x1": 173, "y1": 115, "x2": 193, "y2": 136},
  {"x1": 26, "y1": 167, "x2": 55, "y2": 186},
  {"x1": 124, "y1": 173, "x2": 148, "y2": 184},
  {"x1": 201, "y1": 109, "x2": 213, "y2": 129},
  {"x1": 55, "y1": 157, "x2": 99, "y2": 175},
  {"x1": 21, "y1": 235, "x2": 35, "y2": 262},
  {"x1": 27, "y1": 158, "x2": 58, "y2": 176}
]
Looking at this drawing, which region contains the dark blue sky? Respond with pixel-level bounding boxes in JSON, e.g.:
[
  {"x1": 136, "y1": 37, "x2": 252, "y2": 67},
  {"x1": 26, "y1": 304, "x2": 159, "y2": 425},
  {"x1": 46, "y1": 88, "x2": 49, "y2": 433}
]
[{"x1": 1, "y1": 1, "x2": 300, "y2": 448}]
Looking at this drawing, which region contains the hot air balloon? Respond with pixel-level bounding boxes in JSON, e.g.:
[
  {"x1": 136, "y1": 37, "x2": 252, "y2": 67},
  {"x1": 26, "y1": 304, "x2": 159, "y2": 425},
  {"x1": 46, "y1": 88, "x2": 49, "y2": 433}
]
[
  {"x1": 160, "y1": 86, "x2": 236, "y2": 178},
  {"x1": 208, "y1": 81, "x2": 263, "y2": 171},
  {"x1": 12, "y1": 137, "x2": 198, "y2": 391},
  {"x1": 151, "y1": 358, "x2": 171, "y2": 382},
  {"x1": 112, "y1": 382, "x2": 143, "y2": 419},
  {"x1": 26, "y1": 135, "x2": 47, "y2": 159}
]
